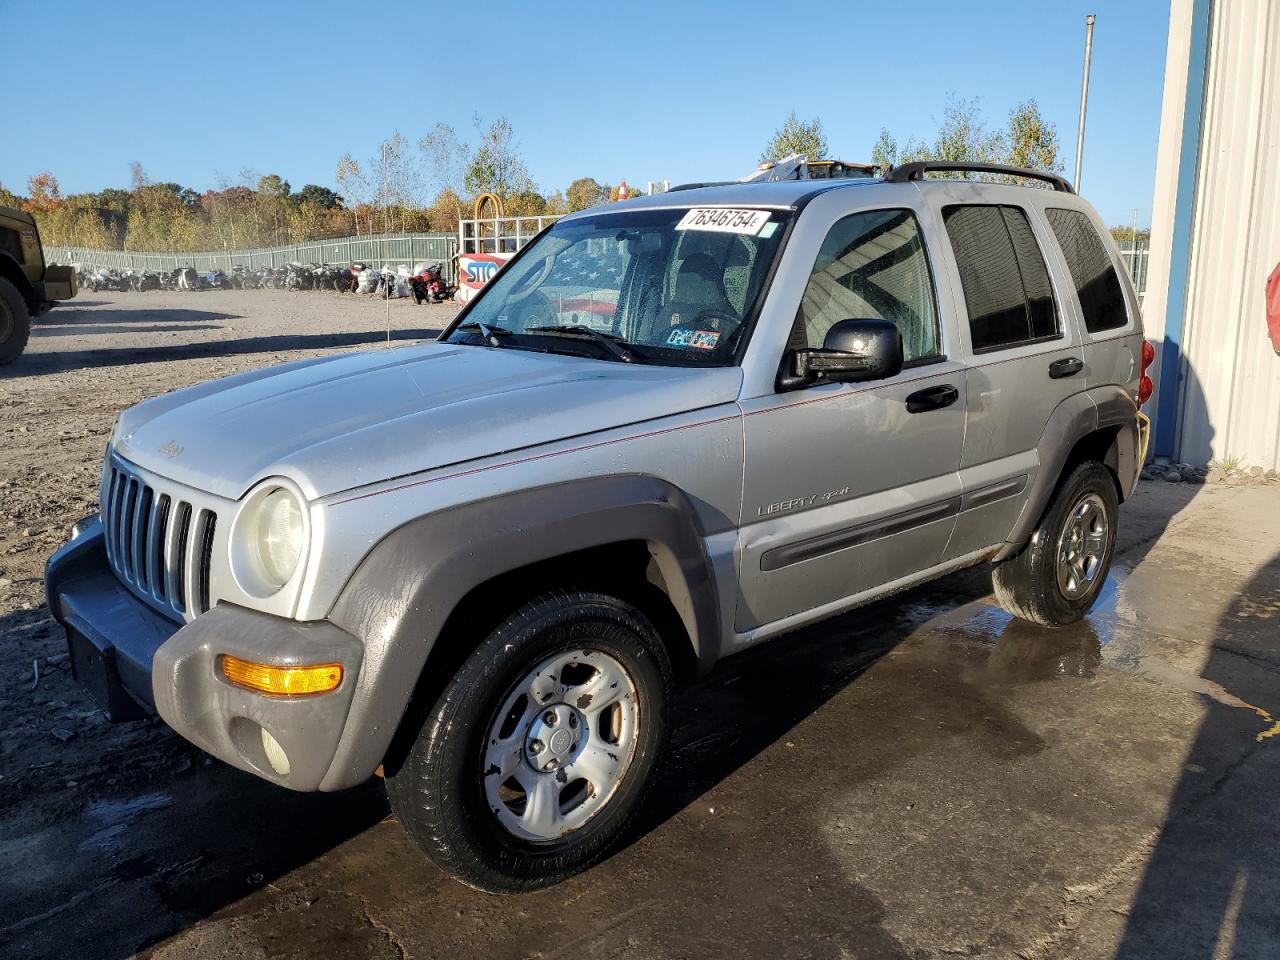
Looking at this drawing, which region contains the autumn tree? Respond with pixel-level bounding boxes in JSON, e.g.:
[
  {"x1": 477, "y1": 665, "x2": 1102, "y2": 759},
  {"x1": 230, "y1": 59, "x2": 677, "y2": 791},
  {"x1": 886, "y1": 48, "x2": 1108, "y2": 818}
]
[
  {"x1": 425, "y1": 189, "x2": 464, "y2": 233},
  {"x1": 544, "y1": 190, "x2": 568, "y2": 215},
  {"x1": 126, "y1": 181, "x2": 202, "y2": 251},
  {"x1": 566, "y1": 177, "x2": 604, "y2": 211},
  {"x1": 23, "y1": 172, "x2": 64, "y2": 214},
  {"x1": 762, "y1": 111, "x2": 828, "y2": 162},
  {"x1": 505, "y1": 191, "x2": 548, "y2": 217}
]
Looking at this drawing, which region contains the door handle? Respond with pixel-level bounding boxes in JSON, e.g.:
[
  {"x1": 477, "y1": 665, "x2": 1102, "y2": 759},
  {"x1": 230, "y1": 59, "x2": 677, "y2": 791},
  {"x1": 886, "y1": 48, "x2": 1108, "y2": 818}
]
[
  {"x1": 1049, "y1": 356, "x2": 1084, "y2": 379},
  {"x1": 905, "y1": 384, "x2": 960, "y2": 413}
]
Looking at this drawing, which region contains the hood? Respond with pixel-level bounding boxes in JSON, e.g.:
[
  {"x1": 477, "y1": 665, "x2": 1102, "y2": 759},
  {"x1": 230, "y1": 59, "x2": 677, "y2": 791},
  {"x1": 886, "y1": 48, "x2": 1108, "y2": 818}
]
[{"x1": 113, "y1": 341, "x2": 744, "y2": 501}]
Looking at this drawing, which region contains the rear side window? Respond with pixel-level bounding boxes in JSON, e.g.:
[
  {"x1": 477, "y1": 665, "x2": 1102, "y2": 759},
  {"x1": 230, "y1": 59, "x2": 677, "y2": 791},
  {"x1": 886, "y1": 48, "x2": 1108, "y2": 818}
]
[
  {"x1": 943, "y1": 205, "x2": 1060, "y2": 352},
  {"x1": 1045, "y1": 207, "x2": 1129, "y2": 332}
]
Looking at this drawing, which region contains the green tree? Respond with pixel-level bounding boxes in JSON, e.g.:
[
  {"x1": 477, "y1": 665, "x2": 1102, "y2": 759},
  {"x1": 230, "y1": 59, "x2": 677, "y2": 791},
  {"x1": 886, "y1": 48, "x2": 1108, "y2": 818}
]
[
  {"x1": 1005, "y1": 99, "x2": 1061, "y2": 172},
  {"x1": 762, "y1": 111, "x2": 828, "y2": 162},
  {"x1": 293, "y1": 184, "x2": 344, "y2": 209},
  {"x1": 871, "y1": 96, "x2": 1060, "y2": 177},
  {"x1": 869, "y1": 129, "x2": 898, "y2": 171},
  {"x1": 463, "y1": 117, "x2": 535, "y2": 198},
  {"x1": 566, "y1": 177, "x2": 603, "y2": 211}
]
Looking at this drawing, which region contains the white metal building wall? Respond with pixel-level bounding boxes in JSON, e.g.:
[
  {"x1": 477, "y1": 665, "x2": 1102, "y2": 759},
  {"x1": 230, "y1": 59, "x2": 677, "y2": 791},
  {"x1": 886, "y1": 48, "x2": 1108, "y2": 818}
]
[{"x1": 1147, "y1": 0, "x2": 1280, "y2": 470}]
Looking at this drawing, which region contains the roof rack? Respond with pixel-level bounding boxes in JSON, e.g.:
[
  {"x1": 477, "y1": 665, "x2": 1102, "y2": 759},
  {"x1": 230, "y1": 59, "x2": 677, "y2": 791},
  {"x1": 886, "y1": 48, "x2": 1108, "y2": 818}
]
[{"x1": 884, "y1": 161, "x2": 1074, "y2": 194}]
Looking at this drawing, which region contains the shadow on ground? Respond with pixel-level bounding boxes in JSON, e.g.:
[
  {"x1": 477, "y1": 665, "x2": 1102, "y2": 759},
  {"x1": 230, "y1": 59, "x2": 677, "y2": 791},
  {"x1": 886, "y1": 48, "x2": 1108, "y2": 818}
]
[
  {"x1": 2, "y1": 563, "x2": 996, "y2": 959},
  {"x1": 6, "y1": 328, "x2": 444, "y2": 377},
  {"x1": 34, "y1": 308, "x2": 240, "y2": 328},
  {"x1": 12, "y1": 478, "x2": 1267, "y2": 960},
  {"x1": 1113, "y1": 548, "x2": 1280, "y2": 958}
]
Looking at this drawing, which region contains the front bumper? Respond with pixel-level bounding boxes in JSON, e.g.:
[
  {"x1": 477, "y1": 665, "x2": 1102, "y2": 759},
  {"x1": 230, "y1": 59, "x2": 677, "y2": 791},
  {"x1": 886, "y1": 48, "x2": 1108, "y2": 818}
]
[{"x1": 46, "y1": 517, "x2": 366, "y2": 791}]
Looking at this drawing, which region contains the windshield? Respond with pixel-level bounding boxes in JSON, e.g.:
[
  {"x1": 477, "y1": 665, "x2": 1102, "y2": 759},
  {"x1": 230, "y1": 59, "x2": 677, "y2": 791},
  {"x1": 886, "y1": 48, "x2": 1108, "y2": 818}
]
[{"x1": 444, "y1": 206, "x2": 792, "y2": 366}]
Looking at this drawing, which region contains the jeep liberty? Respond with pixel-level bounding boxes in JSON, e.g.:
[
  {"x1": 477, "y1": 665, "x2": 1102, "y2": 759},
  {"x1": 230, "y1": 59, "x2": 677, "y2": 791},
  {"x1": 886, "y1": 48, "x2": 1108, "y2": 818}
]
[{"x1": 47, "y1": 162, "x2": 1153, "y2": 891}]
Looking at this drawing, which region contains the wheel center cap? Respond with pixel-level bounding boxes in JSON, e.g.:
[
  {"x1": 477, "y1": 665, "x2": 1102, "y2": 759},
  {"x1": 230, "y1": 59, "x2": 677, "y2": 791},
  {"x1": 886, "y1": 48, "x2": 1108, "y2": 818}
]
[{"x1": 525, "y1": 703, "x2": 582, "y2": 770}]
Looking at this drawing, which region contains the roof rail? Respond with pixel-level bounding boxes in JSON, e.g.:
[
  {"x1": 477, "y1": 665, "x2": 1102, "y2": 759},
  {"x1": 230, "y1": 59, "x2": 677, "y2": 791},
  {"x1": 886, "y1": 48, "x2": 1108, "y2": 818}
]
[
  {"x1": 884, "y1": 161, "x2": 1075, "y2": 194},
  {"x1": 668, "y1": 181, "x2": 734, "y2": 192}
]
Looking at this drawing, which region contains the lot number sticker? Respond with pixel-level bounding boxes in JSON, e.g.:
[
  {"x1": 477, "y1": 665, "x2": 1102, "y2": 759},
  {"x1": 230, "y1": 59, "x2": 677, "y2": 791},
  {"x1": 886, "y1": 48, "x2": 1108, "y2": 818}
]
[{"x1": 676, "y1": 208, "x2": 772, "y2": 235}]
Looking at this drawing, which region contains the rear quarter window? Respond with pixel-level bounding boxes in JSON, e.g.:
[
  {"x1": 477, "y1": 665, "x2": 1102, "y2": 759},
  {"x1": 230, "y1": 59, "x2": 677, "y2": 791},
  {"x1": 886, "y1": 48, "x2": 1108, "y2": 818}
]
[{"x1": 1045, "y1": 207, "x2": 1129, "y2": 333}]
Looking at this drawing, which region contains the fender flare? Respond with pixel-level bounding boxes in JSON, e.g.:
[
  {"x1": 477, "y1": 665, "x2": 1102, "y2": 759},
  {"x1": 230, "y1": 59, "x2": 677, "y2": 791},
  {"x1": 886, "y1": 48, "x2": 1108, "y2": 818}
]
[
  {"x1": 319, "y1": 475, "x2": 720, "y2": 790},
  {"x1": 994, "y1": 386, "x2": 1138, "y2": 562}
]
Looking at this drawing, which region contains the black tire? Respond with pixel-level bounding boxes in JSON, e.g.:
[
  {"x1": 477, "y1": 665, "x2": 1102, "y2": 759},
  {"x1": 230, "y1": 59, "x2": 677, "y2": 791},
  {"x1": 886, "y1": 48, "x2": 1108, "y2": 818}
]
[
  {"x1": 386, "y1": 590, "x2": 673, "y2": 892},
  {"x1": 0, "y1": 276, "x2": 32, "y2": 366},
  {"x1": 992, "y1": 460, "x2": 1120, "y2": 626}
]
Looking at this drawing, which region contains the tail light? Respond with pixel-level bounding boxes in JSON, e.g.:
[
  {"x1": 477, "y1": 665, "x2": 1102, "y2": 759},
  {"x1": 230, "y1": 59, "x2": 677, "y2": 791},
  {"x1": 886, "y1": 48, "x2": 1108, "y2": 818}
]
[{"x1": 1137, "y1": 340, "x2": 1155, "y2": 407}]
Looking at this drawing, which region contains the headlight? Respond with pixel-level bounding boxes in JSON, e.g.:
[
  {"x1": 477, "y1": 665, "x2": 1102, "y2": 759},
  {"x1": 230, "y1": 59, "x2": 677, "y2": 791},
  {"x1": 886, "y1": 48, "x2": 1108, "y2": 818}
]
[{"x1": 230, "y1": 480, "x2": 308, "y2": 597}]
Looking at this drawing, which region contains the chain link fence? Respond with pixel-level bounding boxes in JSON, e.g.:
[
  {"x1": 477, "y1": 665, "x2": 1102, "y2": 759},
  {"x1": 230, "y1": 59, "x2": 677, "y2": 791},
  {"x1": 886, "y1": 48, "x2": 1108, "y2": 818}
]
[{"x1": 47, "y1": 232, "x2": 460, "y2": 281}]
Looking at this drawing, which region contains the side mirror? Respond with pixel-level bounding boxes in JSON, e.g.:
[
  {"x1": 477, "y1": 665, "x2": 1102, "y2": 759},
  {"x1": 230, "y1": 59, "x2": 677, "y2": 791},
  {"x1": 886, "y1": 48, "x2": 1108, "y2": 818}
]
[{"x1": 780, "y1": 318, "x2": 905, "y2": 390}]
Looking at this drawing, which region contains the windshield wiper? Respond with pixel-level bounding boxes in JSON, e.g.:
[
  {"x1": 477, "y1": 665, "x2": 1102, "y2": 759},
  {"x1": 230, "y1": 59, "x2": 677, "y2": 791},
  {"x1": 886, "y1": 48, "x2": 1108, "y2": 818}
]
[
  {"x1": 454, "y1": 320, "x2": 514, "y2": 348},
  {"x1": 525, "y1": 325, "x2": 635, "y2": 363}
]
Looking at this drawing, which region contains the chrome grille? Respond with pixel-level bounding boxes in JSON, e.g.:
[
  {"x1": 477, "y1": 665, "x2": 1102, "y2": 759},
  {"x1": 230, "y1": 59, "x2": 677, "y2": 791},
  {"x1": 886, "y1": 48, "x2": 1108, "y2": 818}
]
[{"x1": 103, "y1": 462, "x2": 219, "y2": 620}]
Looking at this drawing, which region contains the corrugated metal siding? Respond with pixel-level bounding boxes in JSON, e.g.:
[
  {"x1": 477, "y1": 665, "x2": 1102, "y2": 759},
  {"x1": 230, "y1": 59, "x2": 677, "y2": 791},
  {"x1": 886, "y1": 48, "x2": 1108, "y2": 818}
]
[{"x1": 1177, "y1": 0, "x2": 1280, "y2": 469}]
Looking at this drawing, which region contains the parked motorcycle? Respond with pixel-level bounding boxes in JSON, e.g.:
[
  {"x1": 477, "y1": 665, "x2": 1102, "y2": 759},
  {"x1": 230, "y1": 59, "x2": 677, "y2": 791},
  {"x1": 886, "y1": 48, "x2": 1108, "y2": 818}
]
[{"x1": 409, "y1": 262, "x2": 457, "y2": 304}]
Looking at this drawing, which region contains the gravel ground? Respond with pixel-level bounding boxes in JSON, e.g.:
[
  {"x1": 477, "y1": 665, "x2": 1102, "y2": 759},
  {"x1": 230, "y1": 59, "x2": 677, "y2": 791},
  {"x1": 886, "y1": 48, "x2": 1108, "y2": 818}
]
[
  {"x1": 0, "y1": 290, "x2": 456, "y2": 819},
  {"x1": 3, "y1": 292, "x2": 1280, "y2": 960}
]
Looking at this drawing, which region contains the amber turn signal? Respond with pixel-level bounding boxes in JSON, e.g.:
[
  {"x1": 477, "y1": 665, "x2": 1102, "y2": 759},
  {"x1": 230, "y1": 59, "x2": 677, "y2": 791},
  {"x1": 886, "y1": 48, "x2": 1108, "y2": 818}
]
[{"x1": 220, "y1": 656, "x2": 343, "y2": 697}]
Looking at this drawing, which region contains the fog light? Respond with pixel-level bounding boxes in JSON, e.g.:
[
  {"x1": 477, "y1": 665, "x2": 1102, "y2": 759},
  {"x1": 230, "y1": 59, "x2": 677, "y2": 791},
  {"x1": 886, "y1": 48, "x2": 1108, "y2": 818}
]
[
  {"x1": 260, "y1": 727, "x2": 291, "y2": 776},
  {"x1": 220, "y1": 656, "x2": 343, "y2": 697}
]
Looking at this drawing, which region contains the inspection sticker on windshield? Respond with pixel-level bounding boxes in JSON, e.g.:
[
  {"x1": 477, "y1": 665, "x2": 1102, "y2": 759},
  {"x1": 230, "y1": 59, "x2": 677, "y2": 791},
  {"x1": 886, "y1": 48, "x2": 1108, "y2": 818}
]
[
  {"x1": 675, "y1": 208, "x2": 772, "y2": 235},
  {"x1": 667, "y1": 329, "x2": 721, "y2": 350}
]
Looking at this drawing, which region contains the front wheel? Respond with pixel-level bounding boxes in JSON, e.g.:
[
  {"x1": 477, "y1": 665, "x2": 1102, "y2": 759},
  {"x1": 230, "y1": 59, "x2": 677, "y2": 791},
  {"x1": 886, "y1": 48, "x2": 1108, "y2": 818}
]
[
  {"x1": 0, "y1": 276, "x2": 32, "y2": 365},
  {"x1": 992, "y1": 460, "x2": 1120, "y2": 626},
  {"x1": 386, "y1": 591, "x2": 673, "y2": 892}
]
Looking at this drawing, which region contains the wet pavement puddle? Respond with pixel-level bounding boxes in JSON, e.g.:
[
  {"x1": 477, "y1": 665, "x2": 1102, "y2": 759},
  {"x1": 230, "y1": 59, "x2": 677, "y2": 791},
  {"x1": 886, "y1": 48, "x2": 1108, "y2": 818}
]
[
  {"x1": 78, "y1": 792, "x2": 177, "y2": 855},
  {"x1": 913, "y1": 565, "x2": 1280, "y2": 745}
]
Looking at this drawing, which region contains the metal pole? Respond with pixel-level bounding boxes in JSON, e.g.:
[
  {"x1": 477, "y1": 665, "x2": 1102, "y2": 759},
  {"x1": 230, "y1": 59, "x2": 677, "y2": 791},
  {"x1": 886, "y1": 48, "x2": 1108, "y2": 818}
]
[{"x1": 1074, "y1": 14, "x2": 1096, "y2": 192}]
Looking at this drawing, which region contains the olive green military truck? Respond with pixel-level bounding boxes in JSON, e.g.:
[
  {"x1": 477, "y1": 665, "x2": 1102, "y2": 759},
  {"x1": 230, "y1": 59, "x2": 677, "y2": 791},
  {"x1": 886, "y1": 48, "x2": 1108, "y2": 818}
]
[{"x1": 1, "y1": 206, "x2": 77, "y2": 364}]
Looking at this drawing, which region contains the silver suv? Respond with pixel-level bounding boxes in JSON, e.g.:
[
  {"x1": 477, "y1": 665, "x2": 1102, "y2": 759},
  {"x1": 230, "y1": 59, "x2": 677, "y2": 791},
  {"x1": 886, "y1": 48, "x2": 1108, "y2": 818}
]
[{"x1": 47, "y1": 162, "x2": 1153, "y2": 891}]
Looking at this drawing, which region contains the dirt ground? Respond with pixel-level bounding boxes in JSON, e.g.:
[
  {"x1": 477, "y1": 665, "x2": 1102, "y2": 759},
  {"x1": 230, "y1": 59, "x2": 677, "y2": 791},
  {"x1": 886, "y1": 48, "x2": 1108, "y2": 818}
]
[
  {"x1": 3, "y1": 291, "x2": 1280, "y2": 960},
  {"x1": 0, "y1": 289, "x2": 455, "y2": 849}
]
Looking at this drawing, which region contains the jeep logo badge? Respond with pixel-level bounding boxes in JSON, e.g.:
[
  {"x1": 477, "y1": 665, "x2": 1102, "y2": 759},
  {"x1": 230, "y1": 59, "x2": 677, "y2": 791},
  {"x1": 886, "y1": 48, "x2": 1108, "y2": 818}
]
[{"x1": 159, "y1": 441, "x2": 184, "y2": 458}]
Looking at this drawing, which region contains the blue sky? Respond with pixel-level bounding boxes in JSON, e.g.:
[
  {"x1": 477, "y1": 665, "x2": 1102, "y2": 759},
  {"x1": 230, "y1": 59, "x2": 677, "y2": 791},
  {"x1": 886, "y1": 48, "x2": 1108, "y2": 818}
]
[{"x1": 3, "y1": 0, "x2": 1169, "y2": 227}]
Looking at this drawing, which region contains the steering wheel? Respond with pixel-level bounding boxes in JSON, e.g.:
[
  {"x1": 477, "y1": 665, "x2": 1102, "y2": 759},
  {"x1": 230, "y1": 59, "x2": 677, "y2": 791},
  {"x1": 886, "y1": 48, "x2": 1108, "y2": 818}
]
[
  {"x1": 689, "y1": 307, "x2": 741, "y2": 331},
  {"x1": 512, "y1": 290, "x2": 557, "y2": 329}
]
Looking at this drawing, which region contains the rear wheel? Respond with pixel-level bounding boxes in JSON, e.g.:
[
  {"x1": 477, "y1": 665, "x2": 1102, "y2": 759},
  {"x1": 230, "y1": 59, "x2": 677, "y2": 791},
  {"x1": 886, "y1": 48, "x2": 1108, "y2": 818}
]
[
  {"x1": 992, "y1": 460, "x2": 1119, "y2": 626},
  {"x1": 0, "y1": 277, "x2": 32, "y2": 365},
  {"x1": 387, "y1": 591, "x2": 673, "y2": 892}
]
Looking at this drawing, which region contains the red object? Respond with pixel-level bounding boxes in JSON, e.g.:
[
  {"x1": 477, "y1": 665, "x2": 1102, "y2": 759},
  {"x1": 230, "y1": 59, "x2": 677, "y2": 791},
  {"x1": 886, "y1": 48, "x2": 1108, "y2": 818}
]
[
  {"x1": 1137, "y1": 339, "x2": 1155, "y2": 407},
  {"x1": 617, "y1": 179, "x2": 629, "y2": 201},
  {"x1": 1267, "y1": 262, "x2": 1280, "y2": 354}
]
